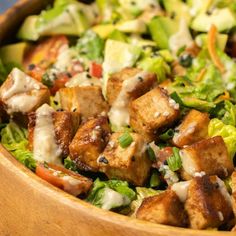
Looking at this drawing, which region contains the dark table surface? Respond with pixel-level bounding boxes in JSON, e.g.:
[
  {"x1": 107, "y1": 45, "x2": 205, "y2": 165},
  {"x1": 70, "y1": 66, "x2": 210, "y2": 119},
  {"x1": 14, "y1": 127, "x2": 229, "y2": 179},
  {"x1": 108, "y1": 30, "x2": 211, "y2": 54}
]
[{"x1": 0, "y1": 0, "x2": 18, "y2": 14}]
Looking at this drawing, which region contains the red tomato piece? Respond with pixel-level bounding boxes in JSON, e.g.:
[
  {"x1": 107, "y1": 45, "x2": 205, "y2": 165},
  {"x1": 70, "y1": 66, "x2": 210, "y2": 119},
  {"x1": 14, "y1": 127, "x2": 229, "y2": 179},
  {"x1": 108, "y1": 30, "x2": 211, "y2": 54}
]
[
  {"x1": 89, "y1": 62, "x2": 103, "y2": 78},
  {"x1": 49, "y1": 73, "x2": 70, "y2": 95},
  {"x1": 36, "y1": 163, "x2": 93, "y2": 196}
]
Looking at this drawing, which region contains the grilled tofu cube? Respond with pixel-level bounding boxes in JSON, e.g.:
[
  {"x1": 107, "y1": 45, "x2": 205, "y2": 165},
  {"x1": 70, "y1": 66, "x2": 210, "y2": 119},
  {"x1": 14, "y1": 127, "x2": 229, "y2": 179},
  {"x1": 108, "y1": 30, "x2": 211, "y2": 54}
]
[
  {"x1": 180, "y1": 136, "x2": 234, "y2": 179},
  {"x1": 98, "y1": 132, "x2": 151, "y2": 186},
  {"x1": 136, "y1": 190, "x2": 188, "y2": 227},
  {"x1": 69, "y1": 116, "x2": 111, "y2": 171},
  {"x1": 59, "y1": 86, "x2": 109, "y2": 120},
  {"x1": 130, "y1": 87, "x2": 180, "y2": 141},
  {"x1": 172, "y1": 109, "x2": 210, "y2": 147},
  {"x1": 106, "y1": 68, "x2": 156, "y2": 106},
  {"x1": 185, "y1": 175, "x2": 233, "y2": 229},
  {"x1": 28, "y1": 106, "x2": 80, "y2": 159},
  {"x1": 0, "y1": 68, "x2": 50, "y2": 114},
  {"x1": 232, "y1": 171, "x2": 236, "y2": 193}
]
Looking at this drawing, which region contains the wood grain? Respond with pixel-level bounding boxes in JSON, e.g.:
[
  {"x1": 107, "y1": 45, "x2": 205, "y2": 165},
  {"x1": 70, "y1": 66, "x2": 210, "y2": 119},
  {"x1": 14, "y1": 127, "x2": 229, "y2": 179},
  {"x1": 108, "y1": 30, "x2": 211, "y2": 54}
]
[{"x1": 0, "y1": 1, "x2": 235, "y2": 235}]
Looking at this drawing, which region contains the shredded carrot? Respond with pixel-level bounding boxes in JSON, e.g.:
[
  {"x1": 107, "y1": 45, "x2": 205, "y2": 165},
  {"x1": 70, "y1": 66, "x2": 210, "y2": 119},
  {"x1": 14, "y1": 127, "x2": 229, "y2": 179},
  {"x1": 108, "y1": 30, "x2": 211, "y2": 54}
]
[
  {"x1": 195, "y1": 68, "x2": 207, "y2": 82},
  {"x1": 218, "y1": 91, "x2": 230, "y2": 101},
  {"x1": 207, "y1": 25, "x2": 225, "y2": 73}
]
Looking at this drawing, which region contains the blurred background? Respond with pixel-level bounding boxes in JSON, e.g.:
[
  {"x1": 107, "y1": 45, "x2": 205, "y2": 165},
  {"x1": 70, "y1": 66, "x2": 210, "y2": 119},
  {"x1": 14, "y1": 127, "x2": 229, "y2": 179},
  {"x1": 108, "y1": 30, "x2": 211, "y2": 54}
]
[{"x1": 0, "y1": 0, "x2": 17, "y2": 14}]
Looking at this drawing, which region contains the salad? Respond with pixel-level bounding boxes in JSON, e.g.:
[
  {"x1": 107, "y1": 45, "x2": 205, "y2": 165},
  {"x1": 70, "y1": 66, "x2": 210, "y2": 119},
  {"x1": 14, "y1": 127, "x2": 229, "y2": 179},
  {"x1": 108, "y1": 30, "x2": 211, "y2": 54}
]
[{"x1": 1, "y1": 0, "x2": 236, "y2": 231}]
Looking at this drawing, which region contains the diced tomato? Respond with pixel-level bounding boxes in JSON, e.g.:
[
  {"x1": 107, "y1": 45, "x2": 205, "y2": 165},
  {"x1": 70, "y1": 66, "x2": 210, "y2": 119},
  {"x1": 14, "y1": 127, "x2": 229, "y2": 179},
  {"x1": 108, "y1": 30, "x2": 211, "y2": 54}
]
[
  {"x1": 89, "y1": 62, "x2": 103, "y2": 78},
  {"x1": 153, "y1": 147, "x2": 173, "y2": 169},
  {"x1": 50, "y1": 73, "x2": 70, "y2": 95},
  {"x1": 23, "y1": 35, "x2": 69, "y2": 70},
  {"x1": 27, "y1": 65, "x2": 45, "y2": 82},
  {"x1": 158, "y1": 147, "x2": 173, "y2": 163},
  {"x1": 36, "y1": 163, "x2": 92, "y2": 196}
]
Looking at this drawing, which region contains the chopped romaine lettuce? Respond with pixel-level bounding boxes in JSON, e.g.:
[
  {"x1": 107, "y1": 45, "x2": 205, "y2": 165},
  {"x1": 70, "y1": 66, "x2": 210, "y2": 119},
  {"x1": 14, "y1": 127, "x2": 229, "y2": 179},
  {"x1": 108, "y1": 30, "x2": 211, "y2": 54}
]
[
  {"x1": 76, "y1": 30, "x2": 105, "y2": 62},
  {"x1": 1, "y1": 122, "x2": 36, "y2": 171},
  {"x1": 86, "y1": 178, "x2": 136, "y2": 210},
  {"x1": 138, "y1": 56, "x2": 170, "y2": 82},
  {"x1": 64, "y1": 156, "x2": 79, "y2": 173},
  {"x1": 208, "y1": 118, "x2": 236, "y2": 159}
]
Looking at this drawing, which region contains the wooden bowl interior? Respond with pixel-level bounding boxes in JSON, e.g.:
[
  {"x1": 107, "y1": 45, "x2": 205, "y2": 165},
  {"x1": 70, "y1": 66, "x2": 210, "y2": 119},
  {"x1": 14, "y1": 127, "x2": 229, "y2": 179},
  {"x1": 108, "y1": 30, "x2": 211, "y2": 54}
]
[{"x1": 0, "y1": 1, "x2": 235, "y2": 235}]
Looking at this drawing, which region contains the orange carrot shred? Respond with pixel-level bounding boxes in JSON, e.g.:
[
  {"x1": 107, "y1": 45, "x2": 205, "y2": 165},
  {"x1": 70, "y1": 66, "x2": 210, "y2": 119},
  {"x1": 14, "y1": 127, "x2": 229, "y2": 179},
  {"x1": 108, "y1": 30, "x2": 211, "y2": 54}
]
[{"x1": 207, "y1": 24, "x2": 225, "y2": 74}]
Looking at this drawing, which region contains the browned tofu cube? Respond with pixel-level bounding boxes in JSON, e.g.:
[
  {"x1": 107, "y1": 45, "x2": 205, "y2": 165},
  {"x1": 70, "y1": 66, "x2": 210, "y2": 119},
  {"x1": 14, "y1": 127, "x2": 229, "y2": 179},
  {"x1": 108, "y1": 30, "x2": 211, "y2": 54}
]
[
  {"x1": 28, "y1": 105, "x2": 80, "y2": 160},
  {"x1": 130, "y1": 87, "x2": 180, "y2": 141},
  {"x1": 232, "y1": 171, "x2": 236, "y2": 194},
  {"x1": 136, "y1": 190, "x2": 188, "y2": 227},
  {"x1": 106, "y1": 68, "x2": 156, "y2": 106},
  {"x1": 98, "y1": 132, "x2": 151, "y2": 186},
  {"x1": 0, "y1": 68, "x2": 50, "y2": 114},
  {"x1": 59, "y1": 86, "x2": 109, "y2": 120},
  {"x1": 185, "y1": 175, "x2": 233, "y2": 229},
  {"x1": 69, "y1": 116, "x2": 111, "y2": 172},
  {"x1": 180, "y1": 136, "x2": 234, "y2": 179},
  {"x1": 172, "y1": 109, "x2": 210, "y2": 147}
]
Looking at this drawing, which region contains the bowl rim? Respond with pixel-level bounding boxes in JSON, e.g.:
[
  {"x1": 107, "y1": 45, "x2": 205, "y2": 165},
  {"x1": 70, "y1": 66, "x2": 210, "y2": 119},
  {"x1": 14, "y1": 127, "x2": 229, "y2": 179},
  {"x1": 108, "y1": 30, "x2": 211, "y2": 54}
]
[{"x1": 0, "y1": 1, "x2": 235, "y2": 235}]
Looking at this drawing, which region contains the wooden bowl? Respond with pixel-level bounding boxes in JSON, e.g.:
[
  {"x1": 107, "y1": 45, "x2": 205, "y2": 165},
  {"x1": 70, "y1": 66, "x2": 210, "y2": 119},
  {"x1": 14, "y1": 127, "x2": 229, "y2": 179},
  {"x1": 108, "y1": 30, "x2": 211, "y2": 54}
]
[{"x1": 0, "y1": 1, "x2": 234, "y2": 235}]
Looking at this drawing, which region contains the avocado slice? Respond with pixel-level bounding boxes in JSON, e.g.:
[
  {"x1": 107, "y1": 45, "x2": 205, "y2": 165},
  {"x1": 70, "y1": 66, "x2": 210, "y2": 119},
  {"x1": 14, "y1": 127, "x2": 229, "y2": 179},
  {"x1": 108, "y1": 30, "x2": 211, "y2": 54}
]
[
  {"x1": 102, "y1": 39, "x2": 141, "y2": 96},
  {"x1": 92, "y1": 24, "x2": 115, "y2": 38},
  {"x1": 108, "y1": 30, "x2": 127, "y2": 42},
  {"x1": 148, "y1": 16, "x2": 178, "y2": 49},
  {"x1": 0, "y1": 42, "x2": 30, "y2": 66},
  {"x1": 116, "y1": 19, "x2": 147, "y2": 33},
  {"x1": 163, "y1": 0, "x2": 191, "y2": 23},
  {"x1": 17, "y1": 16, "x2": 40, "y2": 41},
  {"x1": 191, "y1": 8, "x2": 236, "y2": 32}
]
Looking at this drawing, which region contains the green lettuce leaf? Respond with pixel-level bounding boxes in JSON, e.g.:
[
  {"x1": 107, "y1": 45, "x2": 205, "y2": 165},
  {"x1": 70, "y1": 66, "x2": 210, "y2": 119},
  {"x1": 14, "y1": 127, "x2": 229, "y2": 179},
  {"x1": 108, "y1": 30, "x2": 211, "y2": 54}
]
[
  {"x1": 208, "y1": 118, "x2": 236, "y2": 159},
  {"x1": 1, "y1": 122, "x2": 36, "y2": 171},
  {"x1": 76, "y1": 30, "x2": 105, "y2": 62},
  {"x1": 86, "y1": 178, "x2": 136, "y2": 210}
]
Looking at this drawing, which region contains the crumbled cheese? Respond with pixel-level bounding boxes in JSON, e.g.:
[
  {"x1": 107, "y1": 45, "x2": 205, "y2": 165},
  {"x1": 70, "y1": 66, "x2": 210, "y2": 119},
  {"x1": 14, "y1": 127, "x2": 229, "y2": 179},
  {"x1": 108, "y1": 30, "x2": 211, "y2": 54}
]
[
  {"x1": 163, "y1": 111, "x2": 170, "y2": 117},
  {"x1": 194, "y1": 171, "x2": 206, "y2": 177},
  {"x1": 154, "y1": 111, "x2": 161, "y2": 118}
]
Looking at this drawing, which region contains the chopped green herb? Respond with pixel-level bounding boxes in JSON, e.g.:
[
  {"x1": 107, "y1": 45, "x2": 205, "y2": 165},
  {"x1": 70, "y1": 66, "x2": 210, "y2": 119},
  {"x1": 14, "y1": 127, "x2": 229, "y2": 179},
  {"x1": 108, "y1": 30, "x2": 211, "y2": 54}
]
[
  {"x1": 159, "y1": 129, "x2": 174, "y2": 141},
  {"x1": 167, "y1": 147, "x2": 182, "y2": 172},
  {"x1": 118, "y1": 132, "x2": 133, "y2": 148},
  {"x1": 147, "y1": 145, "x2": 156, "y2": 161},
  {"x1": 64, "y1": 156, "x2": 79, "y2": 172},
  {"x1": 149, "y1": 170, "x2": 161, "y2": 188},
  {"x1": 42, "y1": 73, "x2": 54, "y2": 87},
  {"x1": 170, "y1": 92, "x2": 184, "y2": 107}
]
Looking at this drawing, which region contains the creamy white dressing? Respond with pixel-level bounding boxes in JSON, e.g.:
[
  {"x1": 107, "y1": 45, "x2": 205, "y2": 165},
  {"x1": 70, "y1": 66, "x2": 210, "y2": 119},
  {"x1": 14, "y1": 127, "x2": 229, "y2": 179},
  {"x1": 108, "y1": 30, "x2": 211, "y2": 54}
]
[
  {"x1": 2, "y1": 68, "x2": 41, "y2": 100},
  {"x1": 169, "y1": 18, "x2": 193, "y2": 55},
  {"x1": 215, "y1": 177, "x2": 232, "y2": 207},
  {"x1": 108, "y1": 71, "x2": 148, "y2": 128},
  {"x1": 65, "y1": 72, "x2": 102, "y2": 88},
  {"x1": 6, "y1": 94, "x2": 38, "y2": 114},
  {"x1": 172, "y1": 181, "x2": 191, "y2": 202},
  {"x1": 101, "y1": 187, "x2": 130, "y2": 210},
  {"x1": 54, "y1": 47, "x2": 77, "y2": 72},
  {"x1": 33, "y1": 104, "x2": 62, "y2": 164}
]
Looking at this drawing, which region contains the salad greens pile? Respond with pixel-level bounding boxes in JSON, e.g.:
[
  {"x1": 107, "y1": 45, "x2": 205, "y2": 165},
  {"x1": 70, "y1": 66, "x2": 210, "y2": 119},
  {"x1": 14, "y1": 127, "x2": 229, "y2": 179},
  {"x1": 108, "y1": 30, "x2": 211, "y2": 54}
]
[{"x1": 1, "y1": 0, "x2": 236, "y2": 230}]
